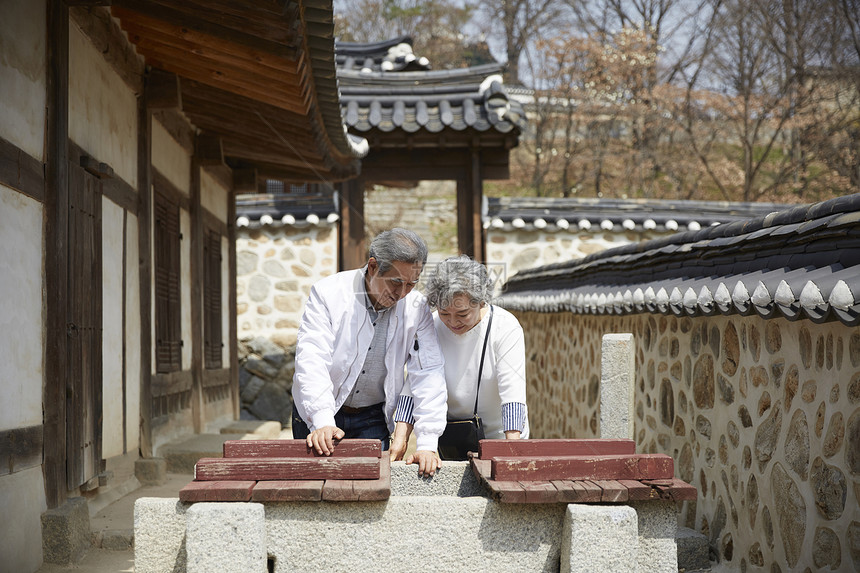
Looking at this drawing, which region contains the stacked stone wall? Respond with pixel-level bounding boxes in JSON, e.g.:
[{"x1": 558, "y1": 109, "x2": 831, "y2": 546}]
[
  {"x1": 235, "y1": 223, "x2": 337, "y2": 422},
  {"x1": 512, "y1": 310, "x2": 860, "y2": 571}
]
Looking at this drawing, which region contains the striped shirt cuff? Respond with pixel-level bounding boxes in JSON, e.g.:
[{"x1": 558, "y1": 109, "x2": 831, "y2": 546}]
[
  {"x1": 502, "y1": 402, "x2": 526, "y2": 433},
  {"x1": 394, "y1": 395, "x2": 415, "y2": 425}
]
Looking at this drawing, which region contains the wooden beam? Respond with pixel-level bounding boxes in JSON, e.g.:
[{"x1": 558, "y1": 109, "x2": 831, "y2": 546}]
[
  {"x1": 490, "y1": 454, "x2": 676, "y2": 482},
  {"x1": 338, "y1": 178, "x2": 365, "y2": 271},
  {"x1": 223, "y1": 439, "x2": 382, "y2": 458},
  {"x1": 146, "y1": 68, "x2": 181, "y2": 110},
  {"x1": 0, "y1": 135, "x2": 45, "y2": 203},
  {"x1": 0, "y1": 425, "x2": 44, "y2": 477},
  {"x1": 232, "y1": 168, "x2": 258, "y2": 193},
  {"x1": 227, "y1": 188, "x2": 239, "y2": 419},
  {"x1": 196, "y1": 133, "x2": 223, "y2": 166},
  {"x1": 193, "y1": 457, "x2": 381, "y2": 481},
  {"x1": 137, "y1": 79, "x2": 154, "y2": 459},
  {"x1": 190, "y1": 156, "x2": 204, "y2": 433},
  {"x1": 179, "y1": 480, "x2": 255, "y2": 502},
  {"x1": 44, "y1": 0, "x2": 70, "y2": 510},
  {"x1": 478, "y1": 439, "x2": 636, "y2": 459}
]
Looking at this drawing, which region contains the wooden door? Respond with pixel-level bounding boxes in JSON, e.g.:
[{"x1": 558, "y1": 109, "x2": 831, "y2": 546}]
[{"x1": 66, "y1": 160, "x2": 103, "y2": 491}]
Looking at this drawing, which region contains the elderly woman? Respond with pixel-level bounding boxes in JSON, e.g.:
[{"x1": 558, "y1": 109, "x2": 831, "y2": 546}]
[{"x1": 391, "y1": 255, "x2": 529, "y2": 461}]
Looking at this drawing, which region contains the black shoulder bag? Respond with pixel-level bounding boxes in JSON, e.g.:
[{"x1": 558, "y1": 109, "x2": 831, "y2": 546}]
[{"x1": 437, "y1": 305, "x2": 493, "y2": 461}]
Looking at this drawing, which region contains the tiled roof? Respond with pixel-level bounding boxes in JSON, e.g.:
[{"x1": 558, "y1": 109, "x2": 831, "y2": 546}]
[
  {"x1": 485, "y1": 197, "x2": 792, "y2": 233},
  {"x1": 336, "y1": 39, "x2": 525, "y2": 136},
  {"x1": 336, "y1": 35, "x2": 432, "y2": 73},
  {"x1": 235, "y1": 193, "x2": 338, "y2": 228},
  {"x1": 497, "y1": 194, "x2": 860, "y2": 326}
]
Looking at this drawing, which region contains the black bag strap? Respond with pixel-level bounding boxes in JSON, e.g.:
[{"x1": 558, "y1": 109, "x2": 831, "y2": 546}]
[{"x1": 473, "y1": 305, "x2": 494, "y2": 416}]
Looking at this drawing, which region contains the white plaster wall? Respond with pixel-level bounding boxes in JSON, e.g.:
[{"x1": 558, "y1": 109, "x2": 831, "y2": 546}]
[
  {"x1": 102, "y1": 198, "x2": 124, "y2": 458},
  {"x1": 151, "y1": 120, "x2": 190, "y2": 196},
  {"x1": 0, "y1": 184, "x2": 43, "y2": 432},
  {"x1": 201, "y1": 170, "x2": 228, "y2": 221},
  {"x1": 0, "y1": 467, "x2": 47, "y2": 573},
  {"x1": 68, "y1": 21, "x2": 137, "y2": 186},
  {"x1": 0, "y1": 0, "x2": 46, "y2": 160},
  {"x1": 125, "y1": 213, "x2": 141, "y2": 452},
  {"x1": 180, "y1": 209, "x2": 192, "y2": 371}
]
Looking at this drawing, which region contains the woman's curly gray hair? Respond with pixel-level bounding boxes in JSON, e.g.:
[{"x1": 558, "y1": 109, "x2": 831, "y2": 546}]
[{"x1": 425, "y1": 255, "x2": 493, "y2": 309}]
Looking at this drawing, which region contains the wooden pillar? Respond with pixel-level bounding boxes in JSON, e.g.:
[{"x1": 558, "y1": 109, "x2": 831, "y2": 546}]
[
  {"x1": 138, "y1": 77, "x2": 154, "y2": 459},
  {"x1": 338, "y1": 178, "x2": 366, "y2": 271},
  {"x1": 190, "y1": 153, "x2": 204, "y2": 433},
  {"x1": 227, "y1": 190, "x2": 239, "y2": 419},
  {"x1": 456, "y1": 149, "x2": 485, "y2": 261},
  {"x1": 44, "y1": 0, "x2": 70, "y2": 508}
]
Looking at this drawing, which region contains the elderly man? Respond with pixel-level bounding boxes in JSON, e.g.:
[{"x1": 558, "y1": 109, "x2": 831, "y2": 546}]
[{"x1": 291, "y1": 228, "x2": 446, "y2": 476}]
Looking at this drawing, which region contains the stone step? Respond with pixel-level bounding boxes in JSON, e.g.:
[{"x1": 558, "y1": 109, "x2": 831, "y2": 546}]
[
  {"x1": 158, "y1": 433, "x2": 247, "y2": 474},
  {"x1": 677, "y1": 526, "x2": 711, "y2": 571}
]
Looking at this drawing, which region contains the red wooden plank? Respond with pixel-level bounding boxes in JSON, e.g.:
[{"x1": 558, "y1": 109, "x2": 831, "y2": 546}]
[
  {"x1": 520, "y1": 481, "x2": 561, "y2": 503},
  {"x1": 550, "y1": 480, "x2": 592, "y2": 503},
  {"x1": 322, "y1": 459, "x2": 391, "y2": 501},
  {"x1": 194, "y1": 457, "x2": 380, "y2": 481},
  {"x1": 491, "y1": 454, "x2": 674, "y2": 482},
  {"x1": 179, "y1": 480, "x2": 255, "y2": 502},
  {"x1": 617, "y1": 479, "x2": 659, "y2": 501},
  {"x1": 485, "y1": 479, "x2": 528, "y2": 503},
  {"x1": 643, "y1": 478, "x2": 698, "y2": 501},
  {"x1": 590, "y1": 480, "x2": 629, "y2": 502},
  {"x1": 250, "y1": 480, "x2": 324, "y2": 502},
  {"x1": 479, "y1": 439, "x2": 635, "y2": 460},
  {"x1": 575, "y1": 480, "x2": 604, "y2": 501},
  {"x1": 223, "y1": 439, "x2": 382, "y2": 458},
  {"x1": 471, "y1": 458, "x2": 493, "y2": 484}
]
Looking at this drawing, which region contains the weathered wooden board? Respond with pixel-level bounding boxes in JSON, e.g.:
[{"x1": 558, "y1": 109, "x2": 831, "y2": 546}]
[
  {"x1": 617, "y1": 479, "x2": 661, "y2": 501},
  {"x1": 194, "y1": 457, "x2": 380, "y2": 481},
  {"x1": 223, "y1": 439, "x2": 382, "y2": 459},
  {"x1": 491, "y1": 454, "x2": 674, "y2": 482},
  {"x1": 642, "y1": 478, "x2": 698, "y2": 501},
  {"x1": 250, "y1": 480, "x2": 324, "y2": 502},
  {"x1": 179, "y1": 480, "x2": 255, "y2": 502},
  {"x1": 478, "y1": 439, "x2": 636, "y2": 459},
  {"x1": 321, "y1": 459, "x2": 391, "y2": 501},
  {"x1": 590, "y1": 480, "x2": 629, "y2": 502}
]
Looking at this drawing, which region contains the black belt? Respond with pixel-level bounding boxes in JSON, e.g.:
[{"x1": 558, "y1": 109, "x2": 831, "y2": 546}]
[{"x1": 338, "y1": 402, "x2": 384, "y2": 414}]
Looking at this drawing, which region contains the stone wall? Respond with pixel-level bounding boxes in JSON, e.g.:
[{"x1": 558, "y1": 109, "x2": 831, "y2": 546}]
[
  {"x1": 511, "y1": 309, "x2": 860, "y2": 572},
  {"x1": 235, "y1": 223, "x2": 337, "y2": 422}
]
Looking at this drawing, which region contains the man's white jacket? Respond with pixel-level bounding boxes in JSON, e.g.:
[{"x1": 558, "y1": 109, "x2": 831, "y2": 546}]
[{"x1": 292, "y1": 268, "x2": 448, "y2": 451}]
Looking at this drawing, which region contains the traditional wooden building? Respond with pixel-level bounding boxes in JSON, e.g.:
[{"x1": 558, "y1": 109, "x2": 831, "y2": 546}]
[
  {"x1": 0, "y1": 1, "x2": 361, "y2": 570},
  {"x1": 335, "y1": 36, "x2": 526, "y2": 266}
]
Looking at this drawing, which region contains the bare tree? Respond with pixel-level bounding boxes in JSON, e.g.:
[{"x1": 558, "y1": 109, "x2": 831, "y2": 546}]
[{"x1": 475, "y1": 0, "x2": 568, "y2": 84}]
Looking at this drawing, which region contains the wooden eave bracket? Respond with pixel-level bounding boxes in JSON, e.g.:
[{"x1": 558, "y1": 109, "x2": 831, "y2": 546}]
[{"x1": 146, "y1": 68, "x2": 182, "y2": 110}]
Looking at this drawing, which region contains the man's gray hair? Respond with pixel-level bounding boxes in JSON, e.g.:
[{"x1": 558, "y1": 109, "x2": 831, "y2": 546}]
[
  {"x1": 425, "y1": 255, "x2": 493, "y2": 309},
  {"x1": 368, "y1": 228, "x2": 428, "y2": 273}
]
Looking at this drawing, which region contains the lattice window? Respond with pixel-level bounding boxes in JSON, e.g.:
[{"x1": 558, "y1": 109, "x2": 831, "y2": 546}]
[
  {"x1": 154, "y1": 190, "x2": 182, "y2": 373},
  {"x1": 204, "y1": 228, "x2": 223, "y2": 369}
]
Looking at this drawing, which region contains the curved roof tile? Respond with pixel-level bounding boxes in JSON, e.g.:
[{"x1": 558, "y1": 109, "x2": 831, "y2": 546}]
[{"x1": 497, "y1": 193, "x2": 860, "y2": 326}]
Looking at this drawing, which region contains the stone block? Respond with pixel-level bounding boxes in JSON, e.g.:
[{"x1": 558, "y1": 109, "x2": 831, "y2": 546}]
[
  {"x1": 186, "y1": 503, "x2": 266, "y2": 573},
  {"x1": 676, "y1": 526, "x2": 710, "y2": 571},
  {"x1": 389, "y1": 461, "x2": 485, "y2": 497},
  {"x1": 600, "y1": 333, "x2": 636, "y2": 440},
  {"x1": 134, "y1": 497, "x2": 188, "y2": 573},
  {"x1": 135, "y1": 457, "x2": 167, "y2": 486},
  {"x1": 219, "y1": 419, "x2": 282, "y2": 439},
  {"x1": 265, "y1": 497, "x2": 564, "y2": 572},
  {"x1": 632, "y1": 501, "x2": 678, "y2": 573},
  {"x1": 41, "y1": 496, "x2": 91, "y2": 565},
  {"x1": 561, "y1": 504, "x2": 638, "y2": 573}
]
